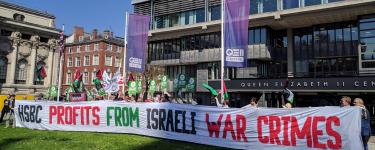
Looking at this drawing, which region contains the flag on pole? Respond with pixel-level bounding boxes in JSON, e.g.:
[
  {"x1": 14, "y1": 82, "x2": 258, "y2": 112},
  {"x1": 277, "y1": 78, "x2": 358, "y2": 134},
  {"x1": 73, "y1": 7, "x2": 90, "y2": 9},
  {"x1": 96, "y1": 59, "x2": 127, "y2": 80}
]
[
  {"x1": 37, "y1": 66, "x2": 47, "y2": 80},
  {"x1": 96, "y1": 69, "x2": 103, "y2": 81},
  {"x1": 223, "y1": 0, "x2": 250, "y2": 67},
  {"x1": 73, "y1": 69, "x2": 83, "y2": 92},
  {"x1": 58, "y1": 28, "x2": 65, "y2": 53},
  {"x1": 223, "y1": 81, "x2": 229, "y2": 100},
  {"x1": 125, "y1": 14, "x2": 151, "y2": 73}
]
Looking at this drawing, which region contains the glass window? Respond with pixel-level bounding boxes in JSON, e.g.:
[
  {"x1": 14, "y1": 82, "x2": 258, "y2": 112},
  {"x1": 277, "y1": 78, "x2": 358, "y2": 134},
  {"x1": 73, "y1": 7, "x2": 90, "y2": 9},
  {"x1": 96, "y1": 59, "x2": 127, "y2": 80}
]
[
  {"x1": 249, "y1": 29, "x2": 254, "y2": 44},
  {"x1": 361, "y1": 44, "x2": 375, "y2": 54},
  {"x1": 68, "y1": 57, "x2": 73, "y2": 67},
  {"x1": 328, "y1": 29, "x2": 335, "y2": 56},
  {"x1": 94, "y1": 43, "x2": 99, "y2": 50},
  {"x1": 85, "y1": 44, "x2": 90, "y2": 51},
  {"x1": 0, "y1": 57, "x2": 7, "y2": 83},
  {"x1": 15, "y1": 59, "x2": 28, "y2": 84},
  {"x1": 328, "y1": 0, "x2": 342, "y2": 3},
  {"x1": 77, "y1": 46, "x2": 81, "y2": 53},
  {"x1": 254, "y1": 29, "x2": 261, "y2": 43},
  {"x1": 283, "y1": 0, "x2": 299, "y2": 9},
  {"x1": 250, "y1": 0, "x2": 259, "y2": 14},
  {"x1": 83, "y1": 72, "x2": 89, "y2": 84},
  {"x1": 361, "y1": 38, "x2": 375, "y2": 45},
  {"x1": 196, "y1": 9, "x2": 205, "y2": 23},
  {"x1": 260, "y1": 28, "x2": 267, "y2": 43},
  {"x1": 84, "y1": 56, "x2": 90, "y2": 66},
  {"x1": 156, "y1": 16, "x2": 163, "y2": 29},
  {"x1": 304, "y1": 0, "x2": 322, "y2": 6},
  {"x1": 93, "y1": 55, "x2": 99, "y2": 65},
  {"x1": 360, "y1": 30, "x2": 375, "y2": 38},
  {"x1": 68, "y1": 47, "x2": 72, "y2": 53},
  {"x1": 170, "y1": 13, "x2": 180, "y2": 27},
  {"x1": 75, "y1": 57, "x2": 81, "y2": 67},
  {"x1": 211, "y1": 5, "x2": 221, "y2": 21},
  {"x1": 66, "y1": 73, "x2": 71, "y2": 84},
  {"x1": 115, "y1": 57, "x2": 120, "y2": 67},
  {"x1": 262, "y1": 0, "x2": 277, "y2": 13},
  {"x1": 359, "y1": 22, "x2": 375, "y2": 30},
  {"x1": 105, "y1": 56, "x2": 112, "y2": 66}
]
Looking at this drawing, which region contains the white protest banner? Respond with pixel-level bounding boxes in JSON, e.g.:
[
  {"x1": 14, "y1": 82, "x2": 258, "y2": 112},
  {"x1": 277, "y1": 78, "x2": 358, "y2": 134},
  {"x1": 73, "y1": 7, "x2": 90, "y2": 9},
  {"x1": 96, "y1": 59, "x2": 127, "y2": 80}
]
[{"x1": 15, "y1": 101, "x2": 363, "y2": 149}]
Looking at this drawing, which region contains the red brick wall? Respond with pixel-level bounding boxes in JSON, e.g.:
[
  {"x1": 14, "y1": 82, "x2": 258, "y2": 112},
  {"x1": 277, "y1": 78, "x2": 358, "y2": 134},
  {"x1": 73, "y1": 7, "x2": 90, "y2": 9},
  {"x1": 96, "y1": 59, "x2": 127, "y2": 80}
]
[{"x1": 62, "y1": 41, "x2": 124, "y2": 94}]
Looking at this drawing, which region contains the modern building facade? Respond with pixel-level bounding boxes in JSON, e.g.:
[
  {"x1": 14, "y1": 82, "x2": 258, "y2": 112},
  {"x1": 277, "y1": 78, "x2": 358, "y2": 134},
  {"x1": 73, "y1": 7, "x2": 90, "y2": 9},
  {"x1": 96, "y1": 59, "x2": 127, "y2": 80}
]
[
  {"x1": 133, "y1": 0, "x2": 375, "y2": 133},
  {"x1": 0, "y1": 1, "x2": 61, "y2": 98},
  {"x1": 62, "y1": 27, "x2": 124, "y2": 94}
]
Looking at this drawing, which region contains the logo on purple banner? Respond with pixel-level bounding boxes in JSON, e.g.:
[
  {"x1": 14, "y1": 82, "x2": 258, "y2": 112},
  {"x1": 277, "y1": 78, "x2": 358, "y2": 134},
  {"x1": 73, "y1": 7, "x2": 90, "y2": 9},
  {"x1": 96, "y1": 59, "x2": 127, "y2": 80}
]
[
  {"x1": 224, "y1": 0, "x2": 249, "y2": 68},
  {"x1": 126, "y1": 14, "x2": 150, "y2": 73}
]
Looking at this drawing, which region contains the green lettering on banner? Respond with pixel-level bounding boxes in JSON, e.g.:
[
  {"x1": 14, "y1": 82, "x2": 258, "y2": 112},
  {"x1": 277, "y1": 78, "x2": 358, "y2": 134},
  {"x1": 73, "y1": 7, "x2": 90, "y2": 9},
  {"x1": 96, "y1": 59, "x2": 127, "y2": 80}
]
[
  {"x1": 115, "y1": 107, "x2": 122, "y2": 126},
  {"x1": 107, "y1": 107, "x2": 114, "y2": 126},
  {"x1": 129, "y1": 107, "x2": 140, "y2": 128}
]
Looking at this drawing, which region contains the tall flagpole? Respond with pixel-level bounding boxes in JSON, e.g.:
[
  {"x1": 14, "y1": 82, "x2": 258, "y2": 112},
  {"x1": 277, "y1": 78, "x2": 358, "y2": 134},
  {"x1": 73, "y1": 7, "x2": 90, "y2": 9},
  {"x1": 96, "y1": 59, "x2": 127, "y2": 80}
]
[
  {"x1": 220, "y1": 0, "x2": 225, "y2": 104},
  {"x1": 57, "y1": 24, "x2": 64, "y2": 102},
  {"x1": 122, "y1": 12, "x2": 129, "y2": 94}
]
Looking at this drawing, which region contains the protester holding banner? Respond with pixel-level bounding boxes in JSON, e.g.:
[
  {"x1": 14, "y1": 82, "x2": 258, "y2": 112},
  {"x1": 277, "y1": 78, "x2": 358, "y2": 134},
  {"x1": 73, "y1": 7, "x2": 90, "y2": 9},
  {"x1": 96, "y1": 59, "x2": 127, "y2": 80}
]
[
  {"x1": 3, "y1": 94, "x2": 15, "y2": 128},
  {"x1": 0, "y1": 93, "x2": 14, "y2": 123},
  {"x1": 340, "y1": 96, "x2": 351, "y2": 107},
  {"x1": 354, "y1": 98, "x2": 372, "y2": 150}
]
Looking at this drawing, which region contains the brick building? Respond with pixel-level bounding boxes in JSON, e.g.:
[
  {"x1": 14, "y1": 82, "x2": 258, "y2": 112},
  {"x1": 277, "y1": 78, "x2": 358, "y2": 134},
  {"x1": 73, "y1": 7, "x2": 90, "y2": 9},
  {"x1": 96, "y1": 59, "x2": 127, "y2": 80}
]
[{"x1": 62, "y1": 27, "x2": 124, "y2": 93}]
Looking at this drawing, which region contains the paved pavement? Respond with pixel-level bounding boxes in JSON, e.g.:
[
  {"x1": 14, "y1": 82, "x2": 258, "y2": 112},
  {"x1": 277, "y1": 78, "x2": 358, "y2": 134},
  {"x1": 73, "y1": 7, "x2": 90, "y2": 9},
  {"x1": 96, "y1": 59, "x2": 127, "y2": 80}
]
[{"x1": 369, "y1": 136, "x2": 374, "y2": 150}]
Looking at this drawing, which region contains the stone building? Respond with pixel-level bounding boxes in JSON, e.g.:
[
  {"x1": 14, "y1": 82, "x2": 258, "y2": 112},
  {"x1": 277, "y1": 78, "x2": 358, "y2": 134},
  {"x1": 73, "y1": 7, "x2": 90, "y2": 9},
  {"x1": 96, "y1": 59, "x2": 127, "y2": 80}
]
[{"x1": 0, "y1": 1, "x2": 61, "y2": 98}]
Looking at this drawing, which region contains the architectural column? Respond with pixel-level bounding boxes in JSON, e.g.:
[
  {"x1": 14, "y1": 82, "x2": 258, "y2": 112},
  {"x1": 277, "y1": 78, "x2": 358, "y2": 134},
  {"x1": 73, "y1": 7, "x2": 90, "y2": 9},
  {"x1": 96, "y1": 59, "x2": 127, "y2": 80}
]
[
  {"x1": 6, "y1": 32, "x2": 21, "y2": 84},
  {"x1": 45, "y1": 39, "x2": 56, "y2": 86},
  {"x1": 287, "y1": 28, "x2": 294, "y2": 78},
  {"x1": 52, "y1": 51, "x2": 60, "y2": 85},
  {"x1": 27, "y1": 35, "x2": 39, "y2": 85}
]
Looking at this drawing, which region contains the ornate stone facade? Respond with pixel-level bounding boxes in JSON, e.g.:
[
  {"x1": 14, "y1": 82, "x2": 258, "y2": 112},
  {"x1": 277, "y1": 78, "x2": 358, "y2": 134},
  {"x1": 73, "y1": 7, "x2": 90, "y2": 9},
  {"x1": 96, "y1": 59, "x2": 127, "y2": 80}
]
[{"x1": 0, "y1": 1, "x2": 61, "y2": 96}]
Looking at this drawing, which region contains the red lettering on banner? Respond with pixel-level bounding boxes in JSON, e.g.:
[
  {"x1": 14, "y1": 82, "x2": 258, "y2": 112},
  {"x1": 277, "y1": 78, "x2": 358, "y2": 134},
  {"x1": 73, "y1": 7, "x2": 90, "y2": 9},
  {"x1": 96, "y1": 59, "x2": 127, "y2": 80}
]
[
  {"x1": 84, "y1": 106, "x2": 92, "y2": 125},
  {"x1": 269, "y1": 116, "x2": 281, "y2": 145},
  {"x1": 73, "y1": 107, "x2": 80, "y2": 125},
  {"x1": 326, "y1": 116, "x2": 341, "y2": 149},
  {"x1": 65, "y1": 106, "x2": 73, "y2": 125},
  {"x1": 48, "y1": 105, "x2": 100, "y2": 126},
  {"x1": 291, "y1": 116, "x2": 312, "y2": 147},
  {"x1": 80, "y1": 107, "x2": 85, "y2": 125},
  {"x1": 223, "y1": 114, "x2": 236, "y2": 140},
  {"x1": 281, "y1": 116, "x2": 291, "y2": 146},
  {"x1": 206, "y1": 113, "x2": 223, "y2": 138},
  {"x1": 57, "y1": 106, "x2": 65, "y2": 124},
  {"x1": 49, "y1": 106, "x2": 56, "y2": 124},
  {"x1": 312, "y1": 116, "x2": 327, "y2": 149},
  {"x1": 92, "y1": 107, "x2": 100, "y2": 125},
  {"x1": 258, "y1": 116, "x2": 269, "y2": 144},
  {"x1": 236, "y1": 115, "x2": 247, "y2": 142}
]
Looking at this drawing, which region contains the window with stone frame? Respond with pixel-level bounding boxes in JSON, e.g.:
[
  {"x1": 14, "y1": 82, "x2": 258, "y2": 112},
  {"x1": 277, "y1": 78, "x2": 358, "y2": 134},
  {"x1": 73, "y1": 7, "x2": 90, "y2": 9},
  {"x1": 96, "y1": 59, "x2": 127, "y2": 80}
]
[
  {"x1": 93, "y1": 55, "x2": 99, "y2": 65},
  {"x1": 85, "y1": 44, "x2": 90, "y2": 51},
  {"x1": 15, "y1": 59, "x2": 28, "y2": 84},
  {"x1": 105, "y1": 55, "x2": 112, "y2": 66},
  {"x1": 94, "y1": 43, "x2": 99, "y2": 51},
  {"x1": 68, "y1": 57, "x2": 73, "y2": 67},
  {"x1": 66, "y1": 73, "x2": 72, "y2": 84},
  {"x1": 76, "y1": 57, "x2": 81, "y2": 67},
  {"x1": 0, "y1": 57, "x2": 7, "y2": 83},
  {"x1": 84, "y1": 56, "x2": 90, "y2": 66},
  {"x1": 83, "y1": 72, "x2": 89, "y2": 84}
]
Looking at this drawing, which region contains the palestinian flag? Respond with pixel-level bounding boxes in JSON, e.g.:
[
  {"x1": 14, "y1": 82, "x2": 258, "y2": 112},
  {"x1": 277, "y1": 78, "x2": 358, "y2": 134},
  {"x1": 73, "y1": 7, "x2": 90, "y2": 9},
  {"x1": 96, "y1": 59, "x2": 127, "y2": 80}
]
[
  {"x1": 73, "y1": 70, "x2": 83, "y2": 92},
  {"x1": 202, "y1": 83, "x2": 218, "y2": 96},
  {"x1": 222, "y1": 81, "x2": 229, "y2": 100},
  {"x1": 37, "y1": 66, "x2": 47, "y2": 80}
]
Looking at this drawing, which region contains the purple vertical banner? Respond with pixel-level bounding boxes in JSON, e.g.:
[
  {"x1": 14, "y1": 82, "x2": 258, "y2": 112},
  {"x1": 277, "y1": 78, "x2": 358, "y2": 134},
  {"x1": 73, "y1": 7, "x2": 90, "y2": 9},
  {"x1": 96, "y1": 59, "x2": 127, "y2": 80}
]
[
  {"x1": 126, "y1": 14, "x2": 151, "y2": 73},
  {"x1": 224, "y1": 0, "x2": 250, "y2": 67}
]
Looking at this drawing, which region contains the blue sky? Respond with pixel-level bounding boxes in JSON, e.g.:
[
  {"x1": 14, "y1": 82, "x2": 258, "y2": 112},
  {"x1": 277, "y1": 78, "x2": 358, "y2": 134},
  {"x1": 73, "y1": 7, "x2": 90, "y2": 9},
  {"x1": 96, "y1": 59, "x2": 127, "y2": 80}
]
[{"x1": 6, "y1": 0, "x2": 133, "y2": 37}]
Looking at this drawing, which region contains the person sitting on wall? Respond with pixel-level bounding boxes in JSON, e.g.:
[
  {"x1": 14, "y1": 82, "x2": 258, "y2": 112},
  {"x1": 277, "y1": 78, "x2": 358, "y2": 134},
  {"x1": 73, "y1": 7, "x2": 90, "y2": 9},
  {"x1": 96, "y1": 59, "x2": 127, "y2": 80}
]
[{"x1": 354, "y1": 98, "x2": 372, "y2": 150}]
